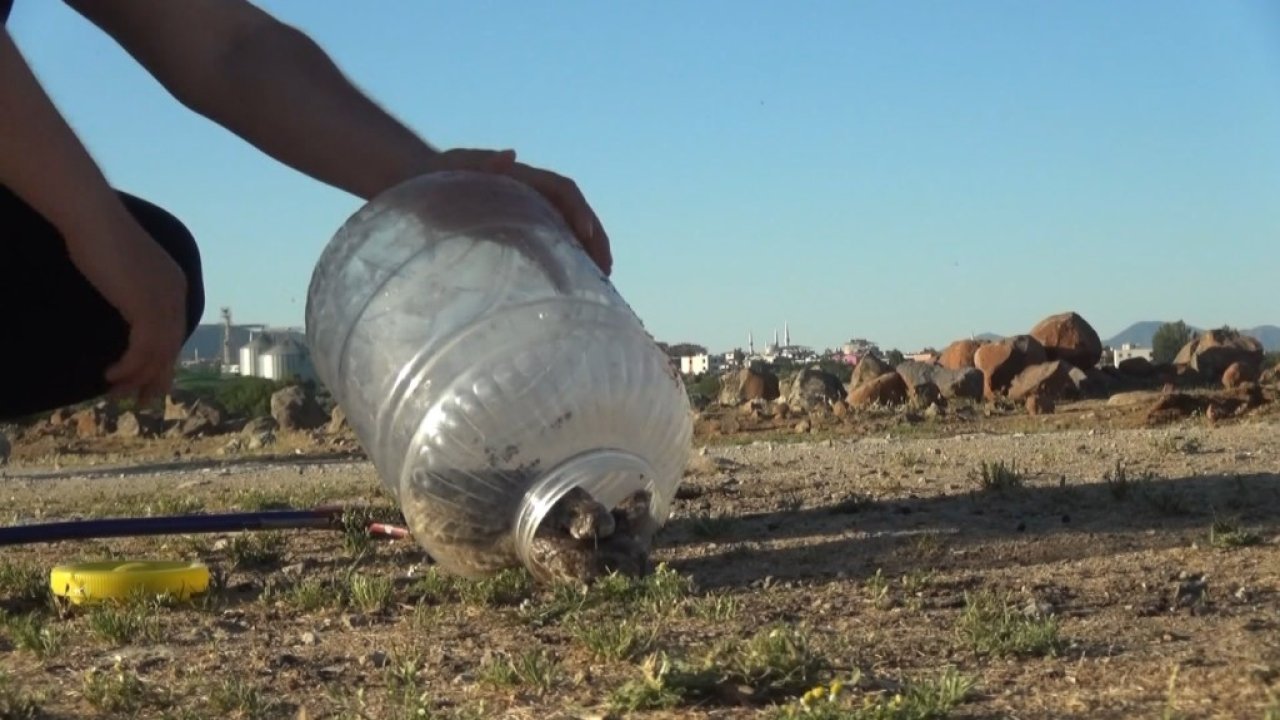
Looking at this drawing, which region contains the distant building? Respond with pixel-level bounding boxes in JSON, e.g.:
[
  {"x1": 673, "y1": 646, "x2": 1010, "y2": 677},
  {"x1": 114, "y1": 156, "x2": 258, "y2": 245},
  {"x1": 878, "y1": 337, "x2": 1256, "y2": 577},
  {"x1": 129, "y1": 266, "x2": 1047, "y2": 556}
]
[
  {"x1": 679, "y1": 353, "x2": 711, "y2": 375},
  {"x1": 237, "y1": 330, "x2": 316, "y2": 382},
  {"x1": 905, "y1": 351, "x2": 940, "y2": 364},
  {"x1": 1112, "y1": 343, "x2": 1153, "y2": 367}
]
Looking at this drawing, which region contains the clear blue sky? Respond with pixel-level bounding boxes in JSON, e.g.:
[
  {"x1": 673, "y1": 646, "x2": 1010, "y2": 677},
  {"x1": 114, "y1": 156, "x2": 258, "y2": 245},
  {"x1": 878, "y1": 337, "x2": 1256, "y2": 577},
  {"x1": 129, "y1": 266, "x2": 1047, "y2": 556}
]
[{"x1": 10, "y1": 1, "x2": 1280, "y2": 353}]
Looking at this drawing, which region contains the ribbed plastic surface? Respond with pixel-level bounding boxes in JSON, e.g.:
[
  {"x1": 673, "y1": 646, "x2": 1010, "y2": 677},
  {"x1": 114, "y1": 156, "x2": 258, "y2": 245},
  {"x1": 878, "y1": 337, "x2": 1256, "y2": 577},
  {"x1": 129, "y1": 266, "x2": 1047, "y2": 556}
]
[{"x1": 305, "y1": 171, "x2": 692, "y2": 578}]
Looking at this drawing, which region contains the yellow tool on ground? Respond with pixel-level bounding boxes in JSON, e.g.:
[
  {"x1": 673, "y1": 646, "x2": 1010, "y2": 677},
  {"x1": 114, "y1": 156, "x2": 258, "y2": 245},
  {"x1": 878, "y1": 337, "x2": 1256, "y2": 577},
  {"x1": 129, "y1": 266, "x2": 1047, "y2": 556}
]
[{"x1": 49, "y1": 560, "x2": 211, "y2": 604}]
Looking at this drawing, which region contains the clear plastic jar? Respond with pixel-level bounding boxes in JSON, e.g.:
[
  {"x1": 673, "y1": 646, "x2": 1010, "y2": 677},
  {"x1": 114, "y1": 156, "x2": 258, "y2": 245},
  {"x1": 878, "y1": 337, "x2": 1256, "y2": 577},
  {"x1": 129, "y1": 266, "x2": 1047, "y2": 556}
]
[{"x1": 305, "y1": 171, "x2": 692, "y2": 578}]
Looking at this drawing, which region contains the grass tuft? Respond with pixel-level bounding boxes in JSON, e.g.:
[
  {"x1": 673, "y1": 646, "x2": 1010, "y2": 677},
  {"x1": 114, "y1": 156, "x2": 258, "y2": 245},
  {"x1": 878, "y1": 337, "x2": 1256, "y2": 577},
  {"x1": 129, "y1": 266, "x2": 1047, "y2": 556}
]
[
  {"x1": 956, "y1": 589, "x2": 1062, "y2": 658},
  {"x1": 970, "y1": 460, "x2": 1023, "y2": 493}
]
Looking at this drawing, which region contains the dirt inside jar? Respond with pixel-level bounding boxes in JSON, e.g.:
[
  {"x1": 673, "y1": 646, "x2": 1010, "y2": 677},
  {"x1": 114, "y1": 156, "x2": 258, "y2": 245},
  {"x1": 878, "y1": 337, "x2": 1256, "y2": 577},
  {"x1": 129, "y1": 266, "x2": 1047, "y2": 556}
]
[
  {"x1": 400, "y1": 467, "x2": 661, "y2": 585},
  {"x1": 523, "y1": 487, "x2": 659, "y2": 586}
]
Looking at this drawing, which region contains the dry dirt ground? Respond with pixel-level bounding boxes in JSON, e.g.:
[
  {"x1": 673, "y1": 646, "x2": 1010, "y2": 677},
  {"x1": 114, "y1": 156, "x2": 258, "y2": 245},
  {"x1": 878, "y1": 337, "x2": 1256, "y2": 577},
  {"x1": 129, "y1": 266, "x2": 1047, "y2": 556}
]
[{"x1": 1, "y1": 402, "x2": 1278, "y2": 719}]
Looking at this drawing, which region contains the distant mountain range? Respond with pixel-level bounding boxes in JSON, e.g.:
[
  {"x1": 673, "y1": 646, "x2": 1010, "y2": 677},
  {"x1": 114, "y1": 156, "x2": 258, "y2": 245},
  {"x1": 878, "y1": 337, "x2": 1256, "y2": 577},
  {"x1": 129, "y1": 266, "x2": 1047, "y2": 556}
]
[{"x1": 1103, "y1": 322, "x2": 1280, "y2": 352}]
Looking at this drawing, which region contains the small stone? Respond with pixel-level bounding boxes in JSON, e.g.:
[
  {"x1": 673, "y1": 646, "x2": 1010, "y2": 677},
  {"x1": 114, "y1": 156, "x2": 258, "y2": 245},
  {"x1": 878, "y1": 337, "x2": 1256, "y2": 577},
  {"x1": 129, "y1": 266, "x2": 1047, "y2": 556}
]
[
  {"x1": 360, "y1": 651, "x2": 389, "y2": 668},
  {"x1": 301, "y1": 631, "x2": 318, "y2": 646}
]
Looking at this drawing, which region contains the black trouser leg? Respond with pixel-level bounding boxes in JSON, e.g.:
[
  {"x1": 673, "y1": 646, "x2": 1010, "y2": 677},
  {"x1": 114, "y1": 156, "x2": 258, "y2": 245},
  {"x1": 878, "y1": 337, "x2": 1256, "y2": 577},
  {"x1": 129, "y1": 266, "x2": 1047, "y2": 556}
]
[{"x1": 0, "y1": 186, "x2": 205, "y2": 420}]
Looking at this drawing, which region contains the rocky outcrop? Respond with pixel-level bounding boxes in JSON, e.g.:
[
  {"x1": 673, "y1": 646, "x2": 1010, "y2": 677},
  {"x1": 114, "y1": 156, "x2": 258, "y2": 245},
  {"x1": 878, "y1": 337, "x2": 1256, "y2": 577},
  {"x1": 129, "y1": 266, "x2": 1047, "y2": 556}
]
[
  {"x1": 847, "y1": 373, "x2": 907, "y2": 408},
  {"x1": 719, "y1": 365, "x2": 781, "y2": 405},
  {"x1": 938, "y1": 339, "x2": 983, "y2": 370},
  {"x1": 171, "y1": 399, "x2": 226, "y2": 438},
  {"x1": 933, "y1": 367, "x2": 984, "y2": 401},
  {"x1": 1222, "y1": 361, "x2": 1259, "y2": 389},
  {"x1": 1173, "y1": 329, "x2": 1264, "y2": 380},
  {"x1": 1029, "y1": 312, "x2": 1102, "y2": 369},
  {"x1": 1117, "y1": 357, "x2": 1155, "y2": 377},
  {"x1": 1008, "y1": 361, "x2": 1073, "y2": 402},
  {"x1": 270, "y1": 386, "x2": 329, "y2": 432},
  {"x1": 974, "y1": 335, "x2": 1047, "y2": 398},
  {"x1": 788, "y1": 367, "x2": 846, "y2": 408},
  {"x1": 850, "y1": 355, "x2": 894, "y2": 389}
]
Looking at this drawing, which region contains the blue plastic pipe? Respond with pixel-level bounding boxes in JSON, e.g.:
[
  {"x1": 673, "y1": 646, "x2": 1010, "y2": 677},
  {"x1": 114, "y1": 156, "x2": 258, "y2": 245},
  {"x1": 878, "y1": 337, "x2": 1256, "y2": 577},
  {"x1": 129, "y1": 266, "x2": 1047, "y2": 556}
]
[{"x1": 0, "y1": 509, "x2": 409, "y2": 546}]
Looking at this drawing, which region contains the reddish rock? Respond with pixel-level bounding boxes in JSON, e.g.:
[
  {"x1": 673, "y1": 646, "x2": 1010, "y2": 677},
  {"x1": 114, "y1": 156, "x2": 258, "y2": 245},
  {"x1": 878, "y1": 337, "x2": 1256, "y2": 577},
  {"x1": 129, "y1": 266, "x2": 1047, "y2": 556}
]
[
  {"x1": 1221, "y1": 361, "x2": 1259, "y2": 390},
  {"x1": 850, "y1": 355, "x2": 894, "y2": 389},
  {"x1": 847, "y1": 372, "x2": 907, "y2": 408},
  {"x1": 974, "y1": 335, "x2": 1047, "y2": 398},
  {"x1": 1008, "y1": 361, "x2": 1074, "y2": 402},
  {"x1": 1173, "y1": 329, "x2": 1264, "y2": 379},
  {"x1": 719, "y1": 365, "x2": 781, "y2": 405},
  {"x1": 1029, "y1": 312, "x2": 1103, "y2": 369},
  {"x1": 939, "y1": 339, "x2": 984, "y2": 370}
]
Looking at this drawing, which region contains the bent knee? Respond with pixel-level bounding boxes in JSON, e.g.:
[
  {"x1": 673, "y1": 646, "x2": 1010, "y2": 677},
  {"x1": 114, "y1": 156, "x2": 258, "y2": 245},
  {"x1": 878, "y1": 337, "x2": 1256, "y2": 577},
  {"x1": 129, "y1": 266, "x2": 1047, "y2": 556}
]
[{"x1": 117, "y1": 192, "x2": 207, "y2": 336}]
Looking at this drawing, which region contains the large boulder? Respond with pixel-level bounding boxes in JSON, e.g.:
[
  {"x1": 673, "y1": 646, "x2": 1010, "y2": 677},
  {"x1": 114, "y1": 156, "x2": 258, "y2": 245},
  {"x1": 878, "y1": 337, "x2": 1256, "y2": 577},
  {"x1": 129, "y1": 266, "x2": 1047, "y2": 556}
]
[
  {"x1": 895, "y1": 360, "x2": 942, "y2": 405},
  {"x1": 850, "y1": 355, "x2": 894, "y2": 389},
  {"x1": 1173, "y1": 329, "x2": 1264, "y2": 380},
  {"x1": 1029, "y1": 312, "x2": 1102, "y2": 369},
  {"x1": 974, "y1": 335, "x2": 1047, "y2": 398},
  {"x1": 1117, "y1": 356, "x2": 1155, "y2": 378},
  {"x1": 270, "y1": 385, "x2": 328, "y2": 432},
  {"x1": 719, "y1": 365, "x2": 780, "y2": 405},
  {"x1": 938, "y1": 339, "x2": 984, "y2": 370},
  {"x1": 847, "y1": 372, "x2": 907, "y2": 408},
  {"x1": 788, "y1": 367, "x2": 845, "y2": 408},
  {"x1": 933, "y1": 367, "x2": 984, "y2": 401},
  {"x1": 1008, "y1": 360, "x2": 1073, "y2": 402},
  {"x1": 1222, "y1": 361, "x2": 1259, "y2": 389}
]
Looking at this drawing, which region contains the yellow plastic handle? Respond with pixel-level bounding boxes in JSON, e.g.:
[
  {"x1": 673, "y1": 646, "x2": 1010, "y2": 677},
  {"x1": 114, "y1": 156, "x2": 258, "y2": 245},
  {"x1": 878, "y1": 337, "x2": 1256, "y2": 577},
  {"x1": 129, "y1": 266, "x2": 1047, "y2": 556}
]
[{"x1": 49, "y1": 560, "x2": 211, "y2": 604}]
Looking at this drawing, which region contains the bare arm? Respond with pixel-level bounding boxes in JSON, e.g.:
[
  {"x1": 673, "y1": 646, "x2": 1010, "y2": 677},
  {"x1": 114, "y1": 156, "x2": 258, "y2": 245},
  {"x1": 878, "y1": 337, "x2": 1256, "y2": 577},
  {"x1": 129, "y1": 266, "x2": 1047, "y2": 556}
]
[
  {"x1": 0, "y1": 28, "x2": 138, "y2": 241},
  {"x1": 2, "y1": 27, "x2": 189, "y2": 406},
  {"x1": 63, "y1": 0, "x2": 612, "y2": 273},
  {"x1": 64, "y1": 0, "x2": 443, "y2": 201}
]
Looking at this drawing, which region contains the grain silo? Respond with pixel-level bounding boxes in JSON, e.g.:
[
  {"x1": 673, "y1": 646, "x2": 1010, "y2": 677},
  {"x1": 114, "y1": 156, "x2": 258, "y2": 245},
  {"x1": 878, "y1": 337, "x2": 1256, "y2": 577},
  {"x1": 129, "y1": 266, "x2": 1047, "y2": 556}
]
[{"x1": 238, "y1": 332, "x2": 274, "y2": 378}]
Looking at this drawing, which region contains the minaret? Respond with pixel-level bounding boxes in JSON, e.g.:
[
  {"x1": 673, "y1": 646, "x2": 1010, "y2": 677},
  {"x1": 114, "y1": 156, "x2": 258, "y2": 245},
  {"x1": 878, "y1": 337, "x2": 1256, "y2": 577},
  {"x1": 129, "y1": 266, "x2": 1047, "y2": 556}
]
[
  {"x1": 748, "y1": 331, "x2": 754, "y2": 355},
  {"x1": 784, "y1": 321, "x2": 790, "y2": 347},
  {"x1": 773, "y1": 329, "x2": 778, "y2": 347}
]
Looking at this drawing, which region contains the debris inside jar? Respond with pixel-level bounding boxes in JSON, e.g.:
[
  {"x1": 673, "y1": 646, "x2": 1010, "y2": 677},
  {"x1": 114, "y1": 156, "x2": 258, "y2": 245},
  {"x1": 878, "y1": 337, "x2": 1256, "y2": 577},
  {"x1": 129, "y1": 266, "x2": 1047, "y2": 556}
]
[{"x1": 525, "y1": 487, "x2": 659, "y2": 586}]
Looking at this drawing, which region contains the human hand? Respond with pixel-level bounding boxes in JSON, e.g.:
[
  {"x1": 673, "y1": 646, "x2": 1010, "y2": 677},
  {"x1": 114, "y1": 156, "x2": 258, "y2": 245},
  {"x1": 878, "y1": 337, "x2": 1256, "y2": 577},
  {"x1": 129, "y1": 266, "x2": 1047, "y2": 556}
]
[
  {"x1": 64, "y1": 212, "x2": 189, "y2": 407},
  {"x1": 425, "y1": 148, "x2": 613, "y2": 276}
]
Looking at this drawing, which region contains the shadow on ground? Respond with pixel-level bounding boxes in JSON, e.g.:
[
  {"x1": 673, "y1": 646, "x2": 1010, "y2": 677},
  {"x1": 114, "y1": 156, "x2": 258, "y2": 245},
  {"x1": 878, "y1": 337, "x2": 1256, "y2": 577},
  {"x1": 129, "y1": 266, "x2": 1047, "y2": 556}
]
[{"x1": 661, "y1": 470, "x2": 1280, "y2": 590}]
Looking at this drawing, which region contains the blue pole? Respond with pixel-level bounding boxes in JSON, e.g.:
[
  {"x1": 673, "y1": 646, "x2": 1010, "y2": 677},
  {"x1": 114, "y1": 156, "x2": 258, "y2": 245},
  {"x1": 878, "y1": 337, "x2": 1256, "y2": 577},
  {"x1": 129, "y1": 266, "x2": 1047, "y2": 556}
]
[{"x1": 0, "y1": 509, "x2": 342, "y2": 546}]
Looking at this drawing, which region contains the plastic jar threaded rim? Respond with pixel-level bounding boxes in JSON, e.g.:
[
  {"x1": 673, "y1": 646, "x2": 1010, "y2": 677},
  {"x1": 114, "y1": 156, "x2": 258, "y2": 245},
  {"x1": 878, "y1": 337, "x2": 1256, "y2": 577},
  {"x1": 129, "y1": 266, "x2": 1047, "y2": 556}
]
[{"x1": 511, "y1": 449, "x2": 662, "y2": 571}]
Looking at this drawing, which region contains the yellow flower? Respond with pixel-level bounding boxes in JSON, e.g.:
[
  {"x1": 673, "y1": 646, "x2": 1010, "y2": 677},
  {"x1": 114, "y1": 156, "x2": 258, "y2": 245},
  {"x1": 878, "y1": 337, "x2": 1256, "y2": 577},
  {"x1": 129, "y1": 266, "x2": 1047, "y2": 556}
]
[{"x1": 829, "y1": 680, "x2": 845, "y2": 697}]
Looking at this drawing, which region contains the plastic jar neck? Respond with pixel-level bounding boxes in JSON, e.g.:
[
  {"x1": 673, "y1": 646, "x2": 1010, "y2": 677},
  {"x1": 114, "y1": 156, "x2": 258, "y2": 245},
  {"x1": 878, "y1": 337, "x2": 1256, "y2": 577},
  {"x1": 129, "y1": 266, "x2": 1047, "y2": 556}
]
[{"x1": 512, "y1": 450, "x2": 659, "y2": 571}]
